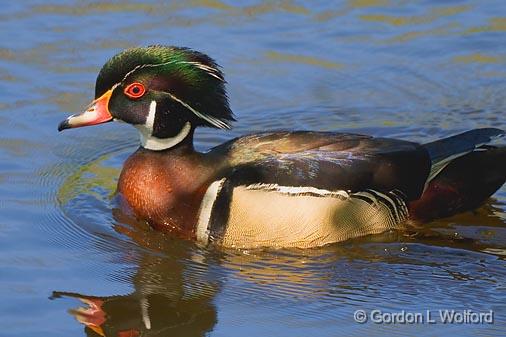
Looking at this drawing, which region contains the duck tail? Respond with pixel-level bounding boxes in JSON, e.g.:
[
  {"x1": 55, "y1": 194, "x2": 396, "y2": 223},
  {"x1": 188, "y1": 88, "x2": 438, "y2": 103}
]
[
  {"x1": 409, "y1": 128, "x2": 506, "y2": 221},
  {"x1": 423, "y1": 128, "x2": 505, "y2": 182}
]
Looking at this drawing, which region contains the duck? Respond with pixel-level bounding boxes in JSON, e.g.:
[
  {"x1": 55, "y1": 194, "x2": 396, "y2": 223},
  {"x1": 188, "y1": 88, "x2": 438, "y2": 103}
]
[{"x1": 58, "y1": 45, "x2": 506, "y2": 249}]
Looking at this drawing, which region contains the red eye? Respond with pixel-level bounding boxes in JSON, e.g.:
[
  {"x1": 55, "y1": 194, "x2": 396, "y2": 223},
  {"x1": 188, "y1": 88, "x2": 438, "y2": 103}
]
[{"x1": 124, "y1": 82, "x2": 146, "y2": 99}]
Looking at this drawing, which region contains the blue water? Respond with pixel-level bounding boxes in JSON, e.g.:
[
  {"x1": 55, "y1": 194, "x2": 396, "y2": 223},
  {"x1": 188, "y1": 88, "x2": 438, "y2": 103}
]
[{"x1": 0, "y1": 1, "x2": 505, "y2": 336}]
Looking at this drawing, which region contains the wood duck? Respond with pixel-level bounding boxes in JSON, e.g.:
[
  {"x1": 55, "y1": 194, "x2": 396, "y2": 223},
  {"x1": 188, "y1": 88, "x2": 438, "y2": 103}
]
[{"x1": 58, "y1": 45, "x2": 506, "y2": 248}]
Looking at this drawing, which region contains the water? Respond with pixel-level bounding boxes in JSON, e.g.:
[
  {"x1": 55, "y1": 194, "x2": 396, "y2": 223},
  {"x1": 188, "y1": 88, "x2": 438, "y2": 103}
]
[{"x1": 1, "y1": 1, "x2": 505, "y2": 336}]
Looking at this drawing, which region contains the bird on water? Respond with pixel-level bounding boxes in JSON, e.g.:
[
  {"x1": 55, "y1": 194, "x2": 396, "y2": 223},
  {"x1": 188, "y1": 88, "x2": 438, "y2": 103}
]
[{"x1": 58, "y1": 45, "x2": 506, "y2": 248}]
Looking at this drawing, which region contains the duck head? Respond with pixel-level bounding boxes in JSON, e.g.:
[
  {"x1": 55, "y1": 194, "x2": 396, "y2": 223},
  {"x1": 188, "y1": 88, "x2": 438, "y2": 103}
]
[{"x1": 58, "y1": 45, "x2": 234, "y2": 150}]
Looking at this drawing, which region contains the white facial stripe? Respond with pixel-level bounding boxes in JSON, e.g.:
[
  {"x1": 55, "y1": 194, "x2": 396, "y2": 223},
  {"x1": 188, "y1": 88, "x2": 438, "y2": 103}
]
[
  {"x1": 121, "y1": 60, "x2": 223, "y2": 82},
  {"x1": 145, "y1": 100, "x2": 156, "y2": 129},
  {"x1": 166, "y1": 92, "x2": 231, "y2": 129},
  {"x1": 122, "y1": 64, "x2": 146, "y2": 82},
  {"x1": 134, "y1": 100, "x2": 192, "y2": 151},
  {"x1": 180, "y1": 61, "x2": 223, "y2": 80},
  {"x1": 196, "y1": 178, "x2": 227, "y2": 243},
  {"x1": 121, "y1": 61, "x2": 180, "y2": 82}
]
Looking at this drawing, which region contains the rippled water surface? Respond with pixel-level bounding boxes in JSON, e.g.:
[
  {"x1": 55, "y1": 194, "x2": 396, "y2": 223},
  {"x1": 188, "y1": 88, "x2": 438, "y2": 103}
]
[{"x1": 1, "y1": 1, "x2": 506, "y2": 336}]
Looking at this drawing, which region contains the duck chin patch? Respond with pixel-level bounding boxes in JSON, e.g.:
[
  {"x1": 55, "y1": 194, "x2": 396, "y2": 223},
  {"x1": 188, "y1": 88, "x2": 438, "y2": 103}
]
[{"x1": 135, "y1": 100, "x2": 192, "y2": 151}]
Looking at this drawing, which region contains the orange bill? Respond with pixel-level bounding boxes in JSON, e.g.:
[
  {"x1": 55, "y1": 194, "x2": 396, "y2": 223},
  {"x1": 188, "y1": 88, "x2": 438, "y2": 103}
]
[{"x1": 58, "y1": 89, "x2": 113, "y2": 131}]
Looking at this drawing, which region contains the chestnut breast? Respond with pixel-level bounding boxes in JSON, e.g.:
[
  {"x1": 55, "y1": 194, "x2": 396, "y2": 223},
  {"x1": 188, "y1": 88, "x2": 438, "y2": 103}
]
[{"x1": 117, "y1": 148, "x2": 215, "y2": 237}]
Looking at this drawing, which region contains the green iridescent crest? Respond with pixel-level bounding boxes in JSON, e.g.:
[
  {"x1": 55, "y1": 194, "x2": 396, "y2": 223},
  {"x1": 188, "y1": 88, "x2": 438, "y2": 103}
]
[{"x1": 95, "y1": 45, "x2": 234, "y2": 129}]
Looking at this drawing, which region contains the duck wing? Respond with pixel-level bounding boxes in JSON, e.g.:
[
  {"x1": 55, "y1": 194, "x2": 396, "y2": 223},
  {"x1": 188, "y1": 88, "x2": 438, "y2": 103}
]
[{"x1": 211, "y1": 131, "x2": 431, "y2": 200}]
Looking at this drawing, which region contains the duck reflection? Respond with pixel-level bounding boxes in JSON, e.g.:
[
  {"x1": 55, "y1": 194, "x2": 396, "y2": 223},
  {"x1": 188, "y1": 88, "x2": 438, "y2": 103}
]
[
  {"x1": 52, "y1": 194, "x2": 505, "y2": 337},
  {"x1": 52, "y1": 209, "x2": 222, "y2": 337}
]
